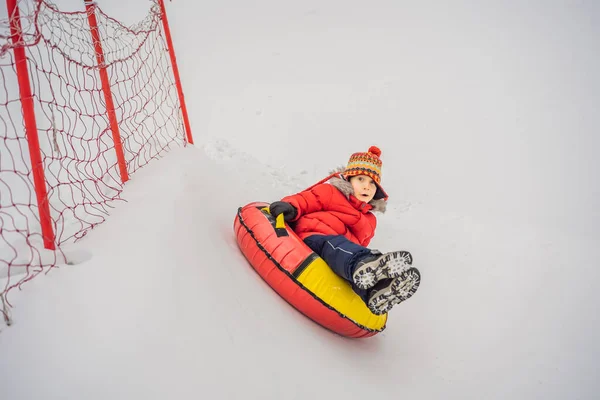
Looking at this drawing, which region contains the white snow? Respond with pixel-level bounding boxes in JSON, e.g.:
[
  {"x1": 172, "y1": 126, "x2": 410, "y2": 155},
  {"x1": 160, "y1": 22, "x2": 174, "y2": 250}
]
[{"x1": 1, "y1": 0, "x2": 599, "y2": 399}]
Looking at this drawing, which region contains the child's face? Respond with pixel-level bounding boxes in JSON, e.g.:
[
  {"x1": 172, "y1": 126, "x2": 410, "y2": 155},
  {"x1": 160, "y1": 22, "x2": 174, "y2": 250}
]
[{"x1": 349, "y1": 175, "x2": 377, "y2": 203}]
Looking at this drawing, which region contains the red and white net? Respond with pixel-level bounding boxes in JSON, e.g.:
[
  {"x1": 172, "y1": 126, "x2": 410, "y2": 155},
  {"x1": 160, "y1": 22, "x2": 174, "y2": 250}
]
[{"x1": 0, "y1": 0, "x2": 188, "y2": 322}]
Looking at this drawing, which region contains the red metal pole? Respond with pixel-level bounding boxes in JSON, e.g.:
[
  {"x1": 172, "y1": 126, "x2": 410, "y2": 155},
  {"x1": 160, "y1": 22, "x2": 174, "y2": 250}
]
[
  {"x1": 84, "y1": 0, "x2": 129, "y2": 182},
  {"x1": 158, "y1": 0, "x2": 194, "y2": 144},
  {"x1": 7, "y1": 0, "x2": 56, "y2": 250}
]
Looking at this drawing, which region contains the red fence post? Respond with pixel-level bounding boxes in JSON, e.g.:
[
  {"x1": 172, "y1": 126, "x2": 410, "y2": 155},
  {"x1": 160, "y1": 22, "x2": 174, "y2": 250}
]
[
  {"x1": 7, "y1": 0, "x2": 56, "y2": 250},
  {"x1": 157, "y1": 0, "x2": 194, "y2": 145},
  {"x1": 84, "y1": 0, "x2": 129, "y2": 183}
]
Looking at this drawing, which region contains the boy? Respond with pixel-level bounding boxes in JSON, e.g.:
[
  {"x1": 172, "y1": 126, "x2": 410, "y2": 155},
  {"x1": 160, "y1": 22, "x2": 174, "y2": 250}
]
[{"x1": 269, "y1": 146, "x2": 420, "y2": 315}]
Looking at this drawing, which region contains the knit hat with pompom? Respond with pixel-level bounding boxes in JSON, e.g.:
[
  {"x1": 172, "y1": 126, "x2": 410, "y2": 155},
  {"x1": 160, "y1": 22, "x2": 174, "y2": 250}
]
[{"x1": 343, "y1": 146, "x2": 388, "y2": 200}]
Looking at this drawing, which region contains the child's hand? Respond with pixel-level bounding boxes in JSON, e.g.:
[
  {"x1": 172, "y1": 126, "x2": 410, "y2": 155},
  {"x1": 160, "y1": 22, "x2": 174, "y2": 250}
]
[{"x1": 270, "y1": 201, "x2": 297, "y2": 221}]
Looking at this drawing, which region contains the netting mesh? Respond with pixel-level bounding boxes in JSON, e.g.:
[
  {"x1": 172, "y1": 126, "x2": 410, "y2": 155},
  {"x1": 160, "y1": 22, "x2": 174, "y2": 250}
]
[{"x1": 1, "y1": 0, "x2": 188, "y2": 322}]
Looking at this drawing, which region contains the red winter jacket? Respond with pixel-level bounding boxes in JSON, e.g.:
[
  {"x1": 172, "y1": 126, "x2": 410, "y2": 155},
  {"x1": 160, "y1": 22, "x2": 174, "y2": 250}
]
[{"x1": 281, "y1": 176, "x2": 387, "y2": 247}]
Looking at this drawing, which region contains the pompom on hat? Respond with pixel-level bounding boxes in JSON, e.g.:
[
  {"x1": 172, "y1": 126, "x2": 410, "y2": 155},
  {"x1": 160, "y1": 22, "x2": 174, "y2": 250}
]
[{"x1": 343, "y1": 145, "x2": 388, "y2": 200}]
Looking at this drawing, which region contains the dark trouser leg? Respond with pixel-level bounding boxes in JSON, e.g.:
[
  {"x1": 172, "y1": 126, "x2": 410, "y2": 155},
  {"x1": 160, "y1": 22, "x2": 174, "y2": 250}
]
[{"x1": 304, "y1": 235, "x2": 372, "y2": 302}]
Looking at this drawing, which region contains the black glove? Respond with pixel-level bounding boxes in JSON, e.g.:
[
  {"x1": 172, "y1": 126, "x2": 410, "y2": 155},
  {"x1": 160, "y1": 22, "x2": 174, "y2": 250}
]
[{"x1": 270, "y1": 201, "x2": 297, "y2": 222}]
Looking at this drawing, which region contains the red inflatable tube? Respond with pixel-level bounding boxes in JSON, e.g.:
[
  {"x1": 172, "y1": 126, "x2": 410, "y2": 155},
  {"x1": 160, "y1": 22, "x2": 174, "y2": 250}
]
[{"x1": 234, "y1": 202, "x2": 385, "y2": 338}]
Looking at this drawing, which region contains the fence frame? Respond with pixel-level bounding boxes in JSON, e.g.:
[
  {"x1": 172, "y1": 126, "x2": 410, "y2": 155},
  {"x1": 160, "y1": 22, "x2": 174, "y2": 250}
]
[
  {"x1": 84, "y1": 0, "x2": 130, "y2": 183},
  {"x1": 4, "y1": 0, "x2": 194, "y2": 250},
  {"x1": 2, "y1": 0, "x2": 196, "y2": 325},
  {"x1": 158, "y1": 0, "x2": 193, "y2": 144},
  {"x1": 7, "y1": 0, "x2": 56, "y2": 250}
]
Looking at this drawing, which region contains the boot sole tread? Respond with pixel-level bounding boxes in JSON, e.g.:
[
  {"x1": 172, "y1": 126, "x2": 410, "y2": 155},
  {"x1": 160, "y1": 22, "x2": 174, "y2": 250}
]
[
  {"x1": 352, "y1": 251, "x2": 413, "y2": 290},
  {"x1": 368, "y1": 267, "x2": 421, "y2": 315}
]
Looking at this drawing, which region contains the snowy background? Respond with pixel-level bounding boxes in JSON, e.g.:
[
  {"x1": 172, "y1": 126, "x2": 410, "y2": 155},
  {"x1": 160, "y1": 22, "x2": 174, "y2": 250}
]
[{"x1": 1, "y1": 0, "x2": 599, "y2": 399}]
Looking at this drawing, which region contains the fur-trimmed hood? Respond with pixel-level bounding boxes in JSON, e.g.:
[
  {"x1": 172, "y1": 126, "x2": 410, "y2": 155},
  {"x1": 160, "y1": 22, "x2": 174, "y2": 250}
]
[{"x1": 328, "y1": 167, "x2": 387, "y2": 213}]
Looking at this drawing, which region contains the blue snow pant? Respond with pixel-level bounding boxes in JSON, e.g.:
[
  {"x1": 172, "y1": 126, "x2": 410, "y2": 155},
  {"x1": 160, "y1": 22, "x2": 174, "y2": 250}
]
[{"x1": 303, "y1": 235, "x2": 372, "y2": 303}]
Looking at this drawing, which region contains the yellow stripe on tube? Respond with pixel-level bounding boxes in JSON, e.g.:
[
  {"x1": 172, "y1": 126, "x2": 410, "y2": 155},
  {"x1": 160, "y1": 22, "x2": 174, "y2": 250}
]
[{"x1": 296, "y1": 255, "x2": 387, "y2": 331}]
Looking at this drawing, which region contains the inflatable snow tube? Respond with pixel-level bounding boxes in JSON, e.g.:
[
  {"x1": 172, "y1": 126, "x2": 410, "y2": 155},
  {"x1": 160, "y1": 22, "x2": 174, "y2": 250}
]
[{"x1": 233, "y1": 202, "x2": 387, "y2": 338}]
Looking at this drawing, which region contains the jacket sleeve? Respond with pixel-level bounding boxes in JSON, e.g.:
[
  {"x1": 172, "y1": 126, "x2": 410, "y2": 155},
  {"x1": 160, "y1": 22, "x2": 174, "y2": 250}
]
[
  {"x1": 281, "y1": 184, "x2": 335, "y2": 221},
  {"x1": 360, "y1": 213, "x2": 378, "y2": 247}
]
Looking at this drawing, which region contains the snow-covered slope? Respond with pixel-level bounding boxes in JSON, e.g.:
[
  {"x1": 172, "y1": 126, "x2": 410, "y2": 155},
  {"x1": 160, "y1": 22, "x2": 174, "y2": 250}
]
[
  {"x1": 1, "y1": 142, "x2": 598, "y2": 399},
  {"x1": 1, "y1": 0, "x2": 599, "y2": 399}
]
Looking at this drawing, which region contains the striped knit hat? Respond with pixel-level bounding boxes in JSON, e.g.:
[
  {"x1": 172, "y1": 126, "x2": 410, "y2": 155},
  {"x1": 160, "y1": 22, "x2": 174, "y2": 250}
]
[{"x1": 343, "y1": 146, "x2": 388, "y2": 200}]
